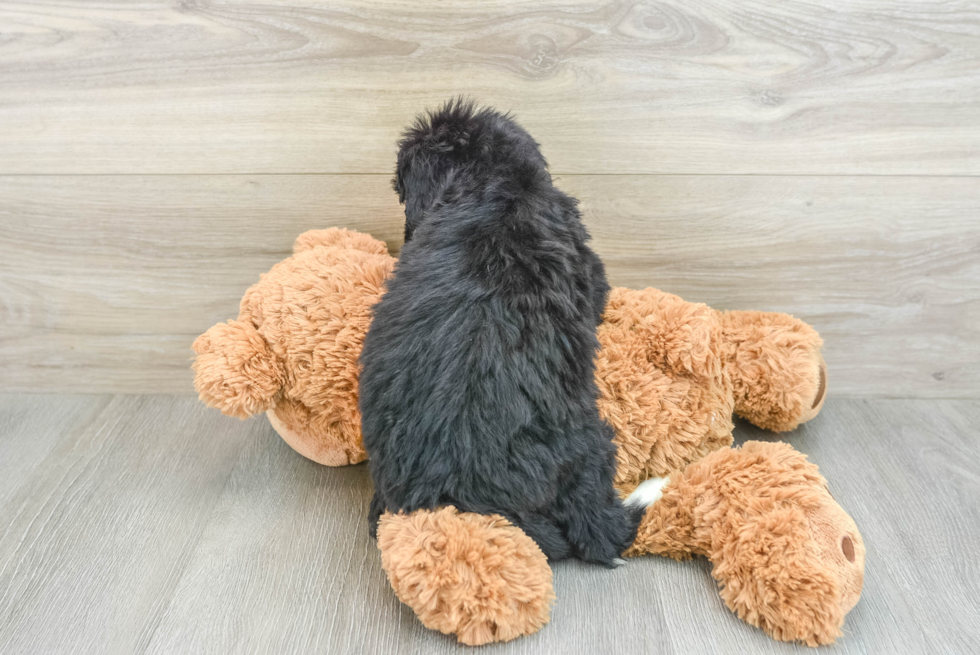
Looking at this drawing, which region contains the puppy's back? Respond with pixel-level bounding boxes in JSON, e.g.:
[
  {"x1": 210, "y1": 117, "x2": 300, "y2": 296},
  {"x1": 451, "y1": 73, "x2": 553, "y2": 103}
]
[{"x1": 360, "y1": 101, "x2": 638, "y2": 564}]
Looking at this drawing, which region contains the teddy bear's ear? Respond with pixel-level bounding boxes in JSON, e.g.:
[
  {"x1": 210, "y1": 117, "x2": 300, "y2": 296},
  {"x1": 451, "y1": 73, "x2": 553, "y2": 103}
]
[
  {"x1": 293, "y1": 228, "x2": 388, "y2": 256},
  {"x1": 192, "y1": 320, "x2": 284, "y2": 419}
]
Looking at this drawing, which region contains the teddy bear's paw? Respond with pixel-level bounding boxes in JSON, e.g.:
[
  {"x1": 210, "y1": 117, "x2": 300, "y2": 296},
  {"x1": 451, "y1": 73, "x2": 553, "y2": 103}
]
[
  {"x1": 711, "y1": 505, "x2": 846, "y2": 645},
  {"x1": 795, "y1": 356, "x2": 828, "y2": 426},
  {"x1": 377, "y1": 507, "x2": 554, "y2": 645}
]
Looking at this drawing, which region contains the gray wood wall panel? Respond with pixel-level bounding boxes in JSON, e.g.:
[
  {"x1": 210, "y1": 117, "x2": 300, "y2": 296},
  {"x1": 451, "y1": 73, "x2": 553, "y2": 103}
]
[
  {"x1": 1, "y1": 2, "x2": 977, "y2": 396},
  {"x1": 1, "y1": 175, "x2": 977, "y2": 397},
  {"x1": 1, "y1": 1, "x2": 979, "y2": 175}
]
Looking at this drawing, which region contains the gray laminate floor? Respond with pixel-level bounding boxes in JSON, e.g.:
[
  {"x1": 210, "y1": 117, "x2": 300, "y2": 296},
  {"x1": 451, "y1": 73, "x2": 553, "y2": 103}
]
[{"x1": 1, "y1": 395, "x2": 977, "y2": 654}]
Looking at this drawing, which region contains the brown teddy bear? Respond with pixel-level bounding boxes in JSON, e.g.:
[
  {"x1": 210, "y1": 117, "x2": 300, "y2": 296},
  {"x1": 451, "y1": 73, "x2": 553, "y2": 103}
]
[
  {"x1": 193, "y1": 228, "x2": 864, "y2": 647},
  {"x1": 193, "y1": 228, "x2": 391, "y2": 466}
]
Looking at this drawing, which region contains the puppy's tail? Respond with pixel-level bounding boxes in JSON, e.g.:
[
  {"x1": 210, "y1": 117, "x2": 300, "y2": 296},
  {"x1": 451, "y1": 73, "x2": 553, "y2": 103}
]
[{"x1": 192, "y1": 320, "x2": 284, "y2": 419}]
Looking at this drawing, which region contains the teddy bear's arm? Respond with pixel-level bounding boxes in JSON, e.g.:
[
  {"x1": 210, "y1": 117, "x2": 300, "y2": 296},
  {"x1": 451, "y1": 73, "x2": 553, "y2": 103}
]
[{"x1": 626, "y1": 441, "x2": 864, "y2": 646}]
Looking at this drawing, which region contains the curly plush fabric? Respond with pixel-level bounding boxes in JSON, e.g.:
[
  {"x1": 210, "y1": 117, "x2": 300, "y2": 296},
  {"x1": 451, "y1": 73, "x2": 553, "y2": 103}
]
[
  {"x1": 193, "y1": 228, "x2": 395, "y2": 466},
  {"x1": 193, "y1": 228, "x2": 826, "y2": 475},
  {"x1": 596, "y1": 287, "x2": 735, "y2": 496},
  {"x1": 627, "y1": 441, "x2": 865, "y2": 646},
  {"x1": 717, "y1": 311, "x2": 826, "y2": 432},
  {"x1": 192, "y1": 319, "x2": 285, "y2": 419},
  {"x1": 293, "y1": 227, "x2": 389, "y2": 256},
  {"x1": 377, "y1": 507, "x2": 555, "y2": 646},
  {"x1": 595, "y1": 288, "x2": 827, "y2": 496}
]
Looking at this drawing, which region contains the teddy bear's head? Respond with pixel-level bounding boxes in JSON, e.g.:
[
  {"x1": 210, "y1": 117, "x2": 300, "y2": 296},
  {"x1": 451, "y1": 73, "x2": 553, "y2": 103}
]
[{"x1": 192, "y1": 228, "x2": 395, "y2": 466}]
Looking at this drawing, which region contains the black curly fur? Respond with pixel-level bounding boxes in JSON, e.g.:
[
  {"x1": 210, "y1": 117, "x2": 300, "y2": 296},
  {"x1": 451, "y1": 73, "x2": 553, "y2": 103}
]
[{"x1": 359, "y1": 99, "x2": 642, "y2": 564}]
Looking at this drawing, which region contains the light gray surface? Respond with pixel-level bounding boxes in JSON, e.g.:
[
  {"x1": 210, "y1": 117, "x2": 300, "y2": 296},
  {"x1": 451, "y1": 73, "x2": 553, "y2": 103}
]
[{"x1": 1, "y1": 395, "x2": 978, "y2": 654}]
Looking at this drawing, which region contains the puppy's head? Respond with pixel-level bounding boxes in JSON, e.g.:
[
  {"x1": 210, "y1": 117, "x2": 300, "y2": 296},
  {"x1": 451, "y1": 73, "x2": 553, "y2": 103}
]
[{"x1": 393, "y1": 97, "x2": 548, "y2": 242}]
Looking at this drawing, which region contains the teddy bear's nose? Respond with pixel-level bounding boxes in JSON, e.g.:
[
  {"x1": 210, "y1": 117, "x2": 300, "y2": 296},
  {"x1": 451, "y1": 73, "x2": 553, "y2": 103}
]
[{"x1": 841, "y1": 535, "x2": 855, "y2": 563}]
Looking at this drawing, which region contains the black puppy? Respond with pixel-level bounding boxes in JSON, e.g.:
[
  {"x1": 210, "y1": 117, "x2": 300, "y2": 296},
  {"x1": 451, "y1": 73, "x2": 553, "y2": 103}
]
[{"x1": 359, "y1": 99, "x2": 642, "y2": 564}]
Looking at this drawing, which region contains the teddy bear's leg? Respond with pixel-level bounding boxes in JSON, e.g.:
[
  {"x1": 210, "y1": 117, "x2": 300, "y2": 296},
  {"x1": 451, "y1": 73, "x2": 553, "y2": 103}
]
[
  {"x1": 716, "y1": 310, "x2": 827, "y2": 432},
  {"x1": 376, "y1": 507, "x2": 555, "y2": 645},
  {"x1": 626, "y1": 441, "x2": 864, "y2": 646}
]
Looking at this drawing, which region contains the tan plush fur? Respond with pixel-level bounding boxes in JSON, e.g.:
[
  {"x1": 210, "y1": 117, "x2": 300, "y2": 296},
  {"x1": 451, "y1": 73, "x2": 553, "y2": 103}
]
[
  {"x1": 597, "y1": 288, "x2": 827, "y2": 496},
  {"x1": 377, "y1": 507, "x2": 555, "y2": 645},
  {"x1": 596, "y1": 287, "x2": 735, "y2": 496},
  {"x1": 626, "y1": 441, "x2": 865, "y2": 646},
  {"x1": 193, "y1": 228, "x2": 860, "y2": 647},
  {"x1": 717, "y1": 311, "x2": 827, "y2": 432},
  {"x1": 193, "y1": 228, "x2": 394, "y2": 466}
]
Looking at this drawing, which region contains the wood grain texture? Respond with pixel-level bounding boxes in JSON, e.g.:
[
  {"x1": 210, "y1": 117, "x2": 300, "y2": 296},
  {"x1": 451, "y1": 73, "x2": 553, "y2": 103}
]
[
  {"x1": 0, "y1": 395, "x2": 256, "y2": 654},
  {"x1": 0, "y1": 174, "x2": 405, "y2": 395},
  {"x1": 1, "y1": 1, "x2": 979, "y2": 174},
  {"x1": 0, "y1": 395, "x2": 977, "y2": 653},
  {"x1": 2, "y1": 174, "x2": 977, "y2": 397},
  {"x1": 0, "y1": 394, "x2": 109, "y2": 507},
  {"x1": 567, "y1": 174, "x2": 980, "y2": 399}
]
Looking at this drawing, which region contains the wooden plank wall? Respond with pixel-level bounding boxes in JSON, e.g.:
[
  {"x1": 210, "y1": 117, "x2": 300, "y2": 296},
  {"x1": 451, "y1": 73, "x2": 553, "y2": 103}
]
[{"x1": 1, "y1": 0, "x2": 978, "y2": 397}]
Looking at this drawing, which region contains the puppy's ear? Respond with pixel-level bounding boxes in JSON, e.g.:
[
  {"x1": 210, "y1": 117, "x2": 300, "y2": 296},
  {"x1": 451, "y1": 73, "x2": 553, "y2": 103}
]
[
  {"x1": 392, "y1": 140, "x2": 418, "y2": 206},
  {"x1": 393, "y1": 142, "x2": 429, "y2": 243},
  {"x1": 392, "y1": 98, "x2": 481, "y2": 242}
]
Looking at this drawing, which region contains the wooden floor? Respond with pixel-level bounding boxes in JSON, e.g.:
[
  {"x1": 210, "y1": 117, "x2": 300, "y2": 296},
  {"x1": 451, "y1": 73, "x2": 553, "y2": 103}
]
[{"x1": 1, "y1": 394, "x2": 977, "y2": 654}]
